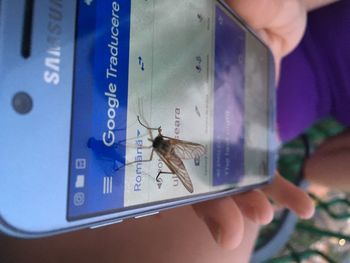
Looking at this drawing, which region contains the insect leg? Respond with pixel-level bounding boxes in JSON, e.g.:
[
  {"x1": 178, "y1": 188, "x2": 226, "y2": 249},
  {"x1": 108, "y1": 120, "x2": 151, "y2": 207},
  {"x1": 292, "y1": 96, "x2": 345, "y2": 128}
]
[
  {"x1": 112, "y1": 128, "x2": 150, "y2": 149},
  {"x1": 117, "y1": 141, "x2": 153, "y2": 150},
  {"x1": 156, "y1": 171, "x2": 175, "y2": 182},
  {"x1": 116, "y1": 148, "x2": 155, "y2": 170}
]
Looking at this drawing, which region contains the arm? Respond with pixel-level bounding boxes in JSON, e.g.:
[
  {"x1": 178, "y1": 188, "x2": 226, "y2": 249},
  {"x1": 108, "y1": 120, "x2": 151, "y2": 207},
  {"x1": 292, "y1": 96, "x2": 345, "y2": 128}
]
[
  {"x1": 305, "y1": 129, "x2": 350, "y2": 191},
  {"x1": 303, "y1": 0, "x2": 340, "y2": 11}
]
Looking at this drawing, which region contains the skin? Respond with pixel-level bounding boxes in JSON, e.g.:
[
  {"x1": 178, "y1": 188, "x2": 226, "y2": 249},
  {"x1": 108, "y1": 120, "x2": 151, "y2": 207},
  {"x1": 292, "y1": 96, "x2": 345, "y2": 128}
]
[
  {"x1": 304, "y1": 129, "x2": 350, "y2": 191},
  {"x1": 0, "y1": 207, "x2": 260, "y2": 263},
  {"x1": 303, "y1": 0, "x2": 340, "y2": 10}
]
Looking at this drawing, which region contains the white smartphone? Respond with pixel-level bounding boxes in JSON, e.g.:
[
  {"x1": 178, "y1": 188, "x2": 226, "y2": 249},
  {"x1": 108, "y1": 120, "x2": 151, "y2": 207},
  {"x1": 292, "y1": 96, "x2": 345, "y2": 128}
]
[{"x1": 0, "y1": 0, "x2": 276, "y2": 237}]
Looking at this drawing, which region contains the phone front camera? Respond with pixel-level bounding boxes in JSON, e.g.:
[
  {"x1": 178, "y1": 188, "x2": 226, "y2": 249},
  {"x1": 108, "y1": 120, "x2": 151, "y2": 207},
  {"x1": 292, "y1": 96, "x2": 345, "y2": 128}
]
[{"x1": 12, "y1": 92, "x2": 33, "y2": 114}]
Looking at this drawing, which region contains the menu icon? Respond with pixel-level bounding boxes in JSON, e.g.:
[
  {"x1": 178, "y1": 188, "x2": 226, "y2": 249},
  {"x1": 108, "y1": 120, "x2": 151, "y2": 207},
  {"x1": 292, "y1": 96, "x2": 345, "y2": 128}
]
[{"x1": 103, "y1": 176, "x2": 113, "y2": 194}]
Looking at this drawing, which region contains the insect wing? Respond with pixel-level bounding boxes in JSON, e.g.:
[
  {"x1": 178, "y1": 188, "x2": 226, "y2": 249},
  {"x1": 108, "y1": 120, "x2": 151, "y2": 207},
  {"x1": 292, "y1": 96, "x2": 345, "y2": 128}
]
[
  {"x1": 170, "y1": 140, "x2": 206, "y2": 160},
  {"x1": 156, "y1": 149, "x2": 194, "y2": 193}
]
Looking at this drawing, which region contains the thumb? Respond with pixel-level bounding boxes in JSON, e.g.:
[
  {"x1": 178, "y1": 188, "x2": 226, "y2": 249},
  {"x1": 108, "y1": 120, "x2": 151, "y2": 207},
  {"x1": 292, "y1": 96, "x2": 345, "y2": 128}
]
[
  {"x1": 193, "y1": 197, "x2": 244, "y2": 250},
  {"x1": 224, "y1": 0, "x2": 307, "y2": 56}
]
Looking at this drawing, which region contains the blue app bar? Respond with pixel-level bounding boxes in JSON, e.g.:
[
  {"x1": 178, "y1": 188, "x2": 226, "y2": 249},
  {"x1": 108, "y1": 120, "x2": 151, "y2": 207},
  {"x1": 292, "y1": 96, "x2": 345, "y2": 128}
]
[{"x1": 68, "y1": 0, "x2": 131, "y2": 219}]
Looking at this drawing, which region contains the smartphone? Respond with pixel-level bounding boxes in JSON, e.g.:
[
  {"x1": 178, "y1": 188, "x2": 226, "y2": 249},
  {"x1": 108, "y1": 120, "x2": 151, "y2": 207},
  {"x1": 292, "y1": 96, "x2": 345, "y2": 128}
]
[{"x1": 0, "y1": 0, "x2": 276, "y2": 237}]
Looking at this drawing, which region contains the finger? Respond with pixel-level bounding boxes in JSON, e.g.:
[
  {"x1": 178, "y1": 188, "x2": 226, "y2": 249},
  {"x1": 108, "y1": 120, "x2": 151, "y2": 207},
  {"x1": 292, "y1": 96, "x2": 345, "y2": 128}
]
[
  {"x1": 256, "y1": 29, "x2": 282, "y2": 81},
  {"x1": 225, "y1": 0, "x2": 285, "y2": 29},
  {"x1": 225, "y1": 0, "x2": 307, "y2": 55},
  {"x1": 263, "y1": 172, "x2": 315, "y2": 219},
  {"x1": 193, "y1": 197, "x2": 244, "y2": 250},
  {"x1": 232, "y1": 190, "x2": 274, "y2": 225}
]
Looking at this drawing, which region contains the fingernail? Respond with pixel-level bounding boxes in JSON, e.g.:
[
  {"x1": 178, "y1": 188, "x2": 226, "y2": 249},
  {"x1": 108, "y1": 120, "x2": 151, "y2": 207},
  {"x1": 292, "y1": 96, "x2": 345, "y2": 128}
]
[
  {"x1": 300, "y1": 206, "x2": 315, "y2": 219},
  {"x1": 250, "y1": 206, "x2": 260, "y2": 224},
  {"x1": 203, "y1": 217, "x2": 221, "y2": 244},
  {"x1": 244, "y1": 206, "x2": 261, "y2": 224}
]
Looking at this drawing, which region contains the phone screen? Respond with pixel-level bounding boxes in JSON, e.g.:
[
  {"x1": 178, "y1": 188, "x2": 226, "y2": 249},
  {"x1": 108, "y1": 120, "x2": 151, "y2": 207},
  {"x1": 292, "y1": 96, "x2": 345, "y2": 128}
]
[{"x1": 68, "y1": 0, "x2": 272, "y2": 220}]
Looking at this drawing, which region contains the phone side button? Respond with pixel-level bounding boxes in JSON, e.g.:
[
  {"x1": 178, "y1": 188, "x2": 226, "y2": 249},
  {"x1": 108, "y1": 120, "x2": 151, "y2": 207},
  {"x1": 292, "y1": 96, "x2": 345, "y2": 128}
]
[
  {"x1": 90, "y1": 219, "x2": 123, "y2": 229},
  {"x1": 134, "y1": 211, "x2": 159, "y2": 219}
]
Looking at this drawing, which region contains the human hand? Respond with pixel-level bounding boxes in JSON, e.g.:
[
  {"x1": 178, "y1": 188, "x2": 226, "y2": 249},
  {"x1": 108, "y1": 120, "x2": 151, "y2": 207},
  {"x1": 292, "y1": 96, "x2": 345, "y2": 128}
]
[
  {"x1": 226, "y1": 0, "x2": 308, "y2": 81},
  {"x1": 226, "y1": 0, "x2": 338, "y2": 79},
  {"x1": 193, "y1": 0, "x2": 315, "y2": 250},
  {"x1": 193, "y1": 173, "x2": 314, "y2": 250}
]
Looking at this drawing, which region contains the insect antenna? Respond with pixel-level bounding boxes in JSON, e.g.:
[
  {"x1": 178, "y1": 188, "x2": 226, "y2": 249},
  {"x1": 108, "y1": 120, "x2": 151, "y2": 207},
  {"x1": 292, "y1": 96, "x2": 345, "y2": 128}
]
[{"x1": 137, "y1": 116, "x2": 160, "y2": 131}]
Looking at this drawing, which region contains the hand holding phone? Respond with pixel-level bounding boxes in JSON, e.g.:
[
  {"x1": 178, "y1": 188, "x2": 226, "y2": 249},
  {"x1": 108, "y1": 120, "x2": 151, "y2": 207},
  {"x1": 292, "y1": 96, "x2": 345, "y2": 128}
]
[{"x1": 193, "y1": 0, "x2": 315, "y2": 250}]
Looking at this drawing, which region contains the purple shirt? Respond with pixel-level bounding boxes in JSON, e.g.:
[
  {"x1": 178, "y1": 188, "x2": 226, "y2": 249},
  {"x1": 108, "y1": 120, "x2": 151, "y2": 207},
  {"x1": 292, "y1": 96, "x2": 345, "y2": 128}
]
[{"x1": 277, "y1": 1, "x2": 350, "y2": 142}]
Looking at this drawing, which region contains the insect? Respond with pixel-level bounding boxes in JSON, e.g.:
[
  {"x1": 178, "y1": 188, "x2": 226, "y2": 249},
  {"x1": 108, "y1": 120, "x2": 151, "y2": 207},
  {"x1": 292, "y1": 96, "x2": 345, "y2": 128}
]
[{"x1": 121, "y1": 116, "x2": 206, "y2": 193}]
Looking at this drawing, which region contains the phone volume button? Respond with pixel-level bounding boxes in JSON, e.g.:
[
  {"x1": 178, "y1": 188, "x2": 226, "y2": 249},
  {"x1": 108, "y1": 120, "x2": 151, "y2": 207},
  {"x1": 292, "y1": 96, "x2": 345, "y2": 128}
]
[
  {"x1": 90, "y1": 219, "x2": 123, "y2": 229},
  {"x1": 134, "y1": 211, "x2": 159, "y2": 219}
]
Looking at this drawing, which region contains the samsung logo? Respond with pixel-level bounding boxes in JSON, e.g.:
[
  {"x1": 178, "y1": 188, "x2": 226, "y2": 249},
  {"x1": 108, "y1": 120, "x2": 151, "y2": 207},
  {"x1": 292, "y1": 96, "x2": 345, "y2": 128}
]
[{"x1": 43, "y1": 0, "x2": 63, "y2": 85}]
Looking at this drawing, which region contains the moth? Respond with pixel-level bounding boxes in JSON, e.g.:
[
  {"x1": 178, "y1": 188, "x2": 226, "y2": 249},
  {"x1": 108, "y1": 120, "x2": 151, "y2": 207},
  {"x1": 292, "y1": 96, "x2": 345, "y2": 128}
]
[{"x1": 123, "y1": 116, "x2": 206, "y2": 193}]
